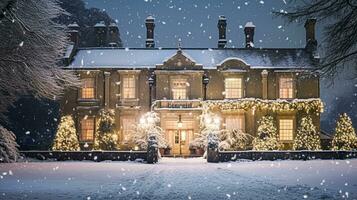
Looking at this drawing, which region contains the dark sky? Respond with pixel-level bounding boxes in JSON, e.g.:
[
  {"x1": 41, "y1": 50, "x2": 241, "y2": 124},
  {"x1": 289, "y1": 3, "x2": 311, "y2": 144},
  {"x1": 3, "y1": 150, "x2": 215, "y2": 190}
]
[
  {"x1": 84, "y1": 0, "x2": 323, "y2": 48},
  {"x1": 83, "y1": 0, "x2": 356, "y2": 132}
]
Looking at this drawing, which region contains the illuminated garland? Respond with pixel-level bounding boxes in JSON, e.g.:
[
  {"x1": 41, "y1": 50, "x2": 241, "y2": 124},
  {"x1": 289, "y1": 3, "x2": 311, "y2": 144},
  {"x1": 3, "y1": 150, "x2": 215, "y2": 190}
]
[{"x1": 202, "y1": 98, "x2": 324, "y2": 113}]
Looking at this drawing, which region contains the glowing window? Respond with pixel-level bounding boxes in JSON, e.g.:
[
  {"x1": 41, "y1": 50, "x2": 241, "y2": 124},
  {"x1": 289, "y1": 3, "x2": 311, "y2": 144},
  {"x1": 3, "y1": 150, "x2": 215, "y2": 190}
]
[
  {"x1": 225, "y1": 78, "x2": 243, "y2": 98},
  {"x1": 80, "y1": 118, "x2": 94, "y2": 141},
  {"x1": 225, "y1": 115, "x2": 245, "y2": 132},
  {"x1": 172, "y1": 79, "x2": 187, "y2": 99},
  {"x1": 121, "y1": 117, "x2": 135, "y2": 141},
  {"x1": 279, "y1": 119, "x2": 294, "y2": 141},
  {"x1": 279, "y1": 77, "x2": 294, "y2": 99},
  {"x1": 123, "y1": 75, "x2": 136, "y2": 99},
  {"x1": 81, "y1": 78, "x2": 95, "y2": 99}
]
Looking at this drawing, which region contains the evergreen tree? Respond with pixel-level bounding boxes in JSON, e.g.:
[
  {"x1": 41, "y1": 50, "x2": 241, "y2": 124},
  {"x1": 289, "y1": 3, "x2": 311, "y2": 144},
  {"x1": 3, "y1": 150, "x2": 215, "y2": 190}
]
[
  {"x1": 332, "y1": 113, "x2": 357, "y2": 150},
  {"x1": 293, "y1": 116, "x2": 321, "y2": 150},
  {"x1": 253, "y1": 116, "x2": 279, "y2": 150},
  {"x1": 0, "y1": 125, "x2": 19, "y2": 163},
  {"x1": 52, "y1": 115, "x2": 79, "y2": 151},
  {"x1": 94, "y1": 109, "x2": 118, "y2": 150}
]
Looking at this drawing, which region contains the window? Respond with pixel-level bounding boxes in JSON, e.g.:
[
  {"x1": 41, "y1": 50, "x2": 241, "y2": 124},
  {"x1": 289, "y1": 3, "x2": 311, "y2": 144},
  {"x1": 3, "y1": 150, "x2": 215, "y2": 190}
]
[
  {"x1": 121, "y1": 117, "x2": 135, "y2": 141},
  {"x1": 225, "y1": 115, "x2": 245, "y2": 132},
  {"x1": 225, "y1": 78, "x2": 243, "y2": 99},
  {"x1": 279, "y1": 77, "x2": 294, "y2": 99},
  {"x1": 279, "y1": 119, "x2": 294, "y2": 141},
  {"x1": 80, "y1": 118, "x2": 94, "y2": 141},
  {"x1": 172, "y1": 79, "x2": 187, "y2": 99},
  {"x1": 122, "y1": 75, "x2": 136, "y2": 99},
  {"x1": 81, "y1": 78, "x2": 95, "y2": 99}
]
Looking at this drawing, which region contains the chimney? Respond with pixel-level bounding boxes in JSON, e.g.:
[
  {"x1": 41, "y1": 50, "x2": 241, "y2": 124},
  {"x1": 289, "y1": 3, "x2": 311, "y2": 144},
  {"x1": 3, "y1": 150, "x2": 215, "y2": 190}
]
[
  {"x1": 217, "y1": 15, "x2": 227, "y2": 48},
  {"x1": 244, "y1": 22, "x2": 255, "y2": 48},
  {"x1": 304, "y1": 18, "x2": 317, "y2": 53},
  {"x1": 67, "y1": 22, "x2": 80, "y2": 47},
  {"x1": 94, "y1": 21, "x2": 107, "y2": 47},
  {"x1": 108, "y1": 22, "x2": 119, "y2": 47},
  {"x1": 145, "y1": 15, "x2": 155, "y2": 48}
]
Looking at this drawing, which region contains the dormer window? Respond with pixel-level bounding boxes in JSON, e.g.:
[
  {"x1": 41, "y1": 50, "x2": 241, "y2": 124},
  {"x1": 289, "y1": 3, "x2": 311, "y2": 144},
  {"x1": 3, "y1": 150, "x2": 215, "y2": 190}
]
[
  {"x1": 81, "y1": 78, "x2": 95, "y2": 99},
  {"x1": 279, "y1": 77, "x2": 294, "y2": 99},
  {"x1": 225, "y1": 77, "x2": 243, "y2": 99},
  {"x1": 172, "y1": 78, "x2": 188, "y2": 100}
]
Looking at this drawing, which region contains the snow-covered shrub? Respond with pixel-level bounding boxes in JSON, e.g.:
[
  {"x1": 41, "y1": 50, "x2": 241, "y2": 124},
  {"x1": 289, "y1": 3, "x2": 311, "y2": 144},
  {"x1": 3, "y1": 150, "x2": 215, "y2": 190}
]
[
  {"x1": 131, "y1": 112, "x2": 167, "y2": 150},
  {"x1": 253, "y1": 116, "x2": 280, "y2": 150},
  {"x1": 0, "y1": 126, "x2": 19, "y2": 163},
  {"x1": 219, "y1": 129, "x2": 253, "y2": 151},
  {"x1": 94, "y1": 109, "x2": 118, "y2": 150},
  {"x1": 332, "y1": 113, "x2": 357, "y2": 150},
  {"x1": 293, "y1": 116, "x2": 321, "y2": 150},
  {"x1": 52, "y1": 115, "x2": 80, "y2": 151},
  {"x1": 191, "y1": 110, "x2": 221, "y2": 150}
]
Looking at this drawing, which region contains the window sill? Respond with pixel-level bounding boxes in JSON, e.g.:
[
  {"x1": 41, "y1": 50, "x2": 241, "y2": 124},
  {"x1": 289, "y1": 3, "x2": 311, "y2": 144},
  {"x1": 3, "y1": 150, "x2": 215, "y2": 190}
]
[{"x1": 79, "y1": 141, "x2": 94, "y2": 144}]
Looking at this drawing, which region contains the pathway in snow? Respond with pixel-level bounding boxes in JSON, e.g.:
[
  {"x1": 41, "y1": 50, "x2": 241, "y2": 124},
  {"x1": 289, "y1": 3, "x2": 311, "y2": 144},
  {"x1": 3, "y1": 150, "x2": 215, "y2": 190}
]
[{"x1": 0, "y1": 158, "x2": 356, "y2": 199}]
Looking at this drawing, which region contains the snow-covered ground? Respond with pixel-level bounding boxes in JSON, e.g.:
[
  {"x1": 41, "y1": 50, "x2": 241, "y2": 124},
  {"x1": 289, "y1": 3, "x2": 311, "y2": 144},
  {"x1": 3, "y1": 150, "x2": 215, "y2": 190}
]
[{"x1": 0, "y1": 158, "x2": 356, "y2": 199}]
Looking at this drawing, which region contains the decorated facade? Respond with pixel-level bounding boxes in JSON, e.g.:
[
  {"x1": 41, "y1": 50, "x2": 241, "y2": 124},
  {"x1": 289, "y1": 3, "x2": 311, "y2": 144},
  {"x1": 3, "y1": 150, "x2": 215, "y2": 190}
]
[{"x1": 61, "y1": 16, "x2": 323, "y2": 155}]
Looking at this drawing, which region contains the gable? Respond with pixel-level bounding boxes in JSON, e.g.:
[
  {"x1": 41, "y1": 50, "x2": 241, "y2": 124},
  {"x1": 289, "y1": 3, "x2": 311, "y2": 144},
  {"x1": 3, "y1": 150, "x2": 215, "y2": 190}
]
[{"x1": 156, "y1": 49, "x2": 203, "y2": 70}]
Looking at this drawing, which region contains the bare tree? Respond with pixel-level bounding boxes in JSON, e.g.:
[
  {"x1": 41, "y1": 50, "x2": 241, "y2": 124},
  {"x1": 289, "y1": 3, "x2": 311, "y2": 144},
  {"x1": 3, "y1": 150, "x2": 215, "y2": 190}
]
[
  {"x1": 0, "y1": 0, "x2": 78, "y2": 121},
  {"x1": 276, "y1": 0, "x2": 357, "y2": 78}
]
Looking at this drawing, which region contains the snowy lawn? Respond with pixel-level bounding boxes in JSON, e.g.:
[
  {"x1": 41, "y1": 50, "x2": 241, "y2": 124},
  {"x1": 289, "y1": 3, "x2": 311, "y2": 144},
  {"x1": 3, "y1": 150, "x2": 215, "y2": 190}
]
[{"x1": 0, "y1": 158, "x2": 356, "y2": 200}]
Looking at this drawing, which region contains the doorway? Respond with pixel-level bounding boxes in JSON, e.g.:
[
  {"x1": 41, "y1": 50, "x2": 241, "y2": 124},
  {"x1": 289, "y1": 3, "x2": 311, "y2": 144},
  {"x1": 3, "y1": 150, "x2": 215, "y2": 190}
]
[{"x1": 168, "y1": 129, "x2": 193, "y2": 155}]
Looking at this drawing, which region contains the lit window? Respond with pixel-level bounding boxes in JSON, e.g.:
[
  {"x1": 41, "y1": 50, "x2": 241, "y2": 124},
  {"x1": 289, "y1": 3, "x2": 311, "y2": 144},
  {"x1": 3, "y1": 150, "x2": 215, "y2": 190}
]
[
  {"x1": 279, "y1": 77, "x2": 294, "y2": 99},
  {"x1": 121, "y1": 117, "x2": 135, "y2": 141},
  {"x1": 279, "y1": 119, "x2": 294, "y2": 141},
  {"x1": 172, "y1": 79, "x2": 187, "y2": 99},
  {"x1": 225, "y1": 78, "x2": 243, "y2": 98},
  {"x1": 225, "y1": 115, "x2": 245, "y2": 132},
  {"x1": 80, "y1": 118, "x2": 94, "y2": 141},
  {"x1": 81, "y1": 78, "x2": 95, "y2": 99},
  {"x1": 123, "y1": 75, "x2": 136, "y2": 99}
]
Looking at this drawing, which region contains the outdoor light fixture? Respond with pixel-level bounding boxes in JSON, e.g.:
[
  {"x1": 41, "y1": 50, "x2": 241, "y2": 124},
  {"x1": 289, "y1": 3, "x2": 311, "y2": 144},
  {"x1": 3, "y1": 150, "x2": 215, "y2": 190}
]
[{"x1": 177, "y1": 115, "x2": 183, "y2": 128}]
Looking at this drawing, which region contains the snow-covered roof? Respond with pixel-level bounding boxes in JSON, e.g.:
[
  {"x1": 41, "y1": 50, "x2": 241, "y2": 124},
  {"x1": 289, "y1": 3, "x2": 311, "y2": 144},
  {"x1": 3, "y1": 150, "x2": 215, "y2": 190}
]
[{"x1": 67, "y1": 47, "x2": 317, "y2": 70}]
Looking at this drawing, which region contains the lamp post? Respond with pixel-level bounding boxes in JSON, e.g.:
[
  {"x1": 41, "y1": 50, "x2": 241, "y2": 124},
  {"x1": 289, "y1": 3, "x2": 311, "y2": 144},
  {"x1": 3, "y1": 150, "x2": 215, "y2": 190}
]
[
  {"x1": 148, "y1": 75, "x2": 155, "y2": 108},
  {"x1": 202, "y1": 74, "x2": 210, "y2": 100},
  {"x1": 177, "y1": 114, "x2": 183, "y2": 155}
]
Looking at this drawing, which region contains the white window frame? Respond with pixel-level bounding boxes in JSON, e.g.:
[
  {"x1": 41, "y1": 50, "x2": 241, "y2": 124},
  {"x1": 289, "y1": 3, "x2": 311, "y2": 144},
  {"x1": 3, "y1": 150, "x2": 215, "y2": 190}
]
[
  {"x1": 279, "y1": 76, "x2": 294, "y2": 99},
  {"x1": 80, "y1": 78, "x2": 95, "y2": 99},
  {"x1": 225, "y1": 77, "x2": 243, "y2": 99},
  {"x1": 80, "y1": 117, "x2": 95, "y2": 142},
  {"x1": 279, "y1": 118, "x2": 294, "y2": 141},
  {"x1": 171, "y1": 78, "x2": 188, "y2": 100},
  {"x1": 122, "y1": 75, "x2": 136, "y2": 99},
  {"x1": 225, "y1": 115, "x2": 245, "y2": 133}
]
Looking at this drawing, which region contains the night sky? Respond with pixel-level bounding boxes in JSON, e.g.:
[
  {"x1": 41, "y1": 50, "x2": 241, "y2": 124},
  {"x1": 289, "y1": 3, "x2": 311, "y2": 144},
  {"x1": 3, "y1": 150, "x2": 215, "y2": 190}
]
[
  {"x1": 84, "y1": 0, "x2": 322, "y2": 48},
  {"x1": 83, "y1": 0, "x2": 355, "y2": 132}
]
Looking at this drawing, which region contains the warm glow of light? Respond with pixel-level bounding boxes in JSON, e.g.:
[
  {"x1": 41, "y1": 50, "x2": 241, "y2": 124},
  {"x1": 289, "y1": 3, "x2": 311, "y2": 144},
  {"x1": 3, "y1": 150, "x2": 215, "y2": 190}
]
[{"x1": 139, "y1": 117, "x2": 146, "y2": 125}]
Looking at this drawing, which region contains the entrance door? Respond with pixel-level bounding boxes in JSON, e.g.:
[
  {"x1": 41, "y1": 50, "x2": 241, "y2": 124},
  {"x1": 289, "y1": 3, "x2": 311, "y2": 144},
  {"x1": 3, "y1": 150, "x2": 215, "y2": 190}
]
[{"x1": 169, "y1": 129, "x2": 192, "y2": 155}]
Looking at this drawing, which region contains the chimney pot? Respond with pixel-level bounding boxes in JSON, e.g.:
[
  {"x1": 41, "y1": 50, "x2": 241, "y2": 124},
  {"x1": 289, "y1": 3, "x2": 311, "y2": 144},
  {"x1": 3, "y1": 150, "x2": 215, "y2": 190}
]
[
  {"x1": 217, "y1": 15, "x2": 227, "y2": 48},
  {"x1": 67, "y1": 22, "x2": 80, "y2": 47},
  {"x1": 304, "y1": 18, "x2": 317, "y2": 53},
  {"x1": 108, "y1": 22, "x2": 119, "y2": 47},
  {"x1": 145, "y1": 15, "x2": 155, "y2": 48},
  {"x1": 244, "y1": 22, "x2": 255, "y2": 48},
  {"x1": 94, "y1": 21, "x2": 107, "y2": 47}
]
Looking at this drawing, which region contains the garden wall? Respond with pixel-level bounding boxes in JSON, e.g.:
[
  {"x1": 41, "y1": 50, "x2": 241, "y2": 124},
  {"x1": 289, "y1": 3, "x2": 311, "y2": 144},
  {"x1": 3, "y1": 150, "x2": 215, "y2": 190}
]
[
  {"x1": 20, "y1": 151, "x2": 147, "y2": 162},
  {"x1": 218, "y1": 150, "x2": 357, "y2": 162}
]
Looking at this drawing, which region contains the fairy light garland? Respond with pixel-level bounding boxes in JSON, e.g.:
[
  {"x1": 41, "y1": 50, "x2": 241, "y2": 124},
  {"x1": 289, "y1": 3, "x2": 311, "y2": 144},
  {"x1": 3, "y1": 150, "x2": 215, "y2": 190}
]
[{"x1": 202, "y1": 98, "x2": 324, "y2": 113}]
